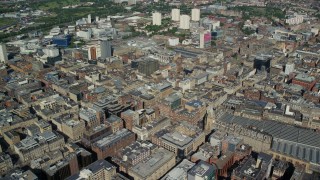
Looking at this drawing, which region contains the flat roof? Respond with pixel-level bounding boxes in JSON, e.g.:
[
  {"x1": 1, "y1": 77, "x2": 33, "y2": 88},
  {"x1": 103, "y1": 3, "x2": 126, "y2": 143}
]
[
  {"x1": 130, "y1": 148, "x2": 174, "y2": 179},
  {"x1": 162, "y1": 159, "x2": 195, "y2": 180},
  {"x1": 295, "y1": 73, "x2": 315, "y2": 83},
  {"x1": 94, "y1": 128, "x2": 133, "y2": 148}
]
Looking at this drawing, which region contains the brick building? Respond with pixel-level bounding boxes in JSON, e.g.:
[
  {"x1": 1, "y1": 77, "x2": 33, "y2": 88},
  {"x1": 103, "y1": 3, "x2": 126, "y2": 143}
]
[
  {"x1": 92, "y1": 128, "x2": 135, "y2": 160},
  {"x1": 292, "y1": 73, "x2": 316, "y2": 91}
]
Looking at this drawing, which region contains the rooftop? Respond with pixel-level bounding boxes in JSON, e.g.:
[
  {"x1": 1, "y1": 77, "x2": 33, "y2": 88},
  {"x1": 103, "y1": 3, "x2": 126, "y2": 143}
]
[
  {"x1": 94, "y1": 128, "x2": 133, "y2": 148},
  {"x1": 294, "y1": 73, "x2": 315, "y2": 83},
  {"x1": 129, "y1": 148, "x2": 175, "y2": 179},
  {"x1": 188, "y1": 160, "x2": 216, "y2": 178},
  {"x1": 162, "y1": 159, "x2": 195, "y2": 180}
]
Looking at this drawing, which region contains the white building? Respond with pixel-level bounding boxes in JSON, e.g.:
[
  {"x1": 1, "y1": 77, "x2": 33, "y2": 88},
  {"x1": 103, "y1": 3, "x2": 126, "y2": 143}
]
[
  {"x1": 212, "y1": 21, "x2": 220, "y2": 30},
  {"x1": 171, "y1": 9, "x2": 180, "y2": 22},
  {"x1": 191, "y1": 8, "x2": 200, "y2": 22},
  {"x1": 43, "y1": 47, "x2": 59, "y2": 57},
  {"x1": 0, "y1": 44, "x2": 8, "y2": 63},
  {"x1": 168, "y1": 37, "x2": 179, "y2": 46},
  {"x1": 311, "y1": 28, "x2": 319, "y2": 36},
  {"x1": 152, "y1": 12, "x2": 162, "y2": 26},
  {"x1": 179, "y1": 15, "x2": 190, "y2": 30},
  {"x1": 285, "y1": 63, "x2": 295, "y2": 75},
  {"x1": 285, "y1": 14, "x2": 303, "y2": 25},
  {"x1": 199, "y1": 30, "x2": 211, "y2": 49},
  {"x1": 76, "y1": 29, "x2": 92, "y2": 40},
  {"x1": 179, "y1": 78, "x2": 195, "y2": 93},
  {"x1": 88, "y1": 14, "x2": 92, "y2": 24}
]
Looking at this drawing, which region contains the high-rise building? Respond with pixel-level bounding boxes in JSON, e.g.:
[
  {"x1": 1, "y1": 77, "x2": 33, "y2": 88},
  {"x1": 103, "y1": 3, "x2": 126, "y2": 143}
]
[
  {"x1": 100, "y1": 40, "x2": 112, "y2": 59},
  {"x1": 0, "y1": 44, "x2": 8, "y2": 63},
  {"x1": 152, "y1": 12, "x2": 162, "y2": 26},
  {"x1": 199, "y1": 30, "x2": 211, "y2": 49},
  {"x1": 285, "y1": 63, "x2": 295, "y2": 75},
  {"x1": 191, "y1": 8, "x2": 200, "y2": 21},
  {"x1": 88, "y1": 47, "x2": 97, "y2": 60},
  {"x1": 138, "y1": 59, "x2": 159, "y2": 76},
  {"x1": 253, "y1": 56, "x2": 271, "y2": 73},
  {"x1": 179, "y1": 15, "x2": 190, "y2": 30},
  {"x1": 87, "y1": 14, "x2": 92, "y2": 24},
  {"x1": 171, "y1": 9, "x2": 180, "y2": 22}
]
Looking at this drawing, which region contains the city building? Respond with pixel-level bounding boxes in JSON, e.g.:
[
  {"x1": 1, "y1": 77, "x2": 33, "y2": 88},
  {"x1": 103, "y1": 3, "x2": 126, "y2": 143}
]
[
  {"x1": 0, "y1": 153, "x2": 13, "y2": 175},
  {"x1": 162, "y1": 159, "x2": 195, "y2": 180},
  {"x1": 152, "y1": 12, "x2": 162, "y2": 26},
  {"x1": 114, "y1": 141, "x2": 157, "y2": 172},
  {"x1": 138, "y1": 59, "x2": 159, "y2": 76},
  {"x1": 199, "y1": 30, "x2": 211, "y2": 49},
  {"x1": 285, "y1": 14, "x2": 303, "y2": 25},
  {"x1": 191, "y1": 9, "x2": 200, "y2": 22},
  {"x1": 88, "y1": 46, "x2": 98, "y2": 60},
  {"x1": 92, "y1": 128, "x2": 136, "y2": 160},
  {"x1": 151, "y1": 123, "x2": 205, "y2": 158},
  {"x1": 292, "y1": 73, "x2": 316, "y2": 91},
  {"x1": 171, "y1": 9, "x2": 180, "y2": 22},
  {"x1": 168, "y1": 37, "x2": 180, "y2": 46},
  {"x1": 180, "y1": 15, "x2": 190, "y2": 30},
  {"x1": 253, "y1": 56, "x2": 271, "y2": 73},
  {"x1": 61, "y1": 119, "x2": 86, "y2": 141},
  {"x1": 128, "y1": 148, "x2": 175, "y2": 180},
  {"x1": 187, "y1": 160, "x2": 217, "y2": 180},
  {"x1": 284, "y1": 62, "x2": 295, "y2": 75},
  {"x1": 52, "y1": 35, "x2": 71, "y2": 47},
  {"x1": 232, "y1": 153, "x2": 273, "y2": 180},
  {"x1": 0, "y1": 43, "x2": 8, "y2": 63},
  {"x1": 100, "y1": 40, "x2": 112, "y2": 59},
  {"x1": 14, "y1": 131, "x2": 65, "y2": 162},
  {"x1": 66, "y1": 160, "x2": 117, "y2": 180}
]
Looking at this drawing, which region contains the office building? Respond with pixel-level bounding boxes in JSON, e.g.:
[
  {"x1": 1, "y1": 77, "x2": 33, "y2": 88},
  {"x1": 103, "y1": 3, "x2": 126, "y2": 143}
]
[
  {"x1": 187, "y1": 160, "x2": 217, "y2": 180},
  {"x1": 292, "y1": 73, "x2": 316, "y2": 91},
  {"x1": 138, "y1": 59, "x2": 159, "y2": 76},
  {"x1": 153, "y1": 12, "x2": 162, "y2": 26},
  {"x1": 43, "y1": 153, "x2": 79, "y2": 180},
  {"x1": 152, "y1": 124, "x2": 205, "y2": 158},
  {"x1": 0, "y1": 43, "x2": 8, "y2": 63},
  {"x1": 232, "y1": 153, "x2": 273, "y2": 180},
  {"x1": 52, "y1": 35, "x2": 71, "y2": 47},
  {"x1": 199, "y1": 30, "x2": 211, "y2": 49},
  {"x1": 168, "y1": 37, "x2": 179, "y2": 46},
  {"x1": 92, "y1": 128, "x2": 135, "y2": 160},
  {"x1": 253, "y1": 56, "x2": 271, "y2": 73},
  {"x1": 4, "y1": 169, "x2": 38, "y2": 180},
  {"x1": 128, "y1": 148, "x2": 175, "y2": 180},
  {"x1": 100, "y1": 40, "x2": 112, "y2": 59},
  {"x1": 61, "y1": 119, "x2": 85, "y2": 141},
  {"x1": 180, "y1": 15, "x2": 190, "y2": 30},
  {"x1": 191, "y1": 8, "x2": 200, "y2": 22},
  {"x1": 66, "y1": 160, "x2": 117, "y2": 180},
  {"x1": 0, "y1": 153, "x2": 13, "y2": 175},
  {"x1": 284, "y1": 63, "x2": 295, "y2": 75},
  {"x1": 162, "y1": 159, "x2": 195, "y2": 180},
  {"x1": 121, "y1": 109, "x2": 139, "y2": 130},
  {"x1": 14, "y1": 131, "x2": 65, "y2": 163},
  {"x1": 88, "y1": 46, "x2": 97, "y2": 60},
  {"x1": 88, "y1": 14, "x2": 92, "y2": 24},
  {"x1": 171, "y1": 9, "x2": 180, "y2": 22}
]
